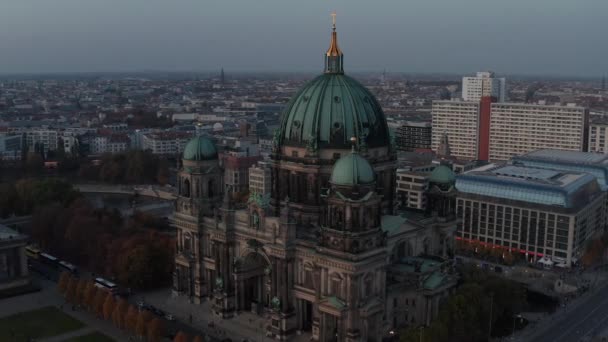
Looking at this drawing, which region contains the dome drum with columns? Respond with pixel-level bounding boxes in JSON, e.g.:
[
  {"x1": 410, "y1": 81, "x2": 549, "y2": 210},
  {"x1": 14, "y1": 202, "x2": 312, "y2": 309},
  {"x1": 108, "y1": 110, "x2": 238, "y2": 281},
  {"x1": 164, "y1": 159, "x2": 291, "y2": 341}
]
[{"x1": 270, "y1": 17, "x2": 396, "y2": 222}]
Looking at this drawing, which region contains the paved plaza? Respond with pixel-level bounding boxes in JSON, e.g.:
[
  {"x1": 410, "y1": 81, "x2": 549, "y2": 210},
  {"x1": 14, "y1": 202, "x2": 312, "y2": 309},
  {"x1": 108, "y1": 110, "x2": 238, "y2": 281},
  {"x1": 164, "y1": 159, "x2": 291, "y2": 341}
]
[{"x1": 142, "y1": 288, "x2": 313, "y2": 342}]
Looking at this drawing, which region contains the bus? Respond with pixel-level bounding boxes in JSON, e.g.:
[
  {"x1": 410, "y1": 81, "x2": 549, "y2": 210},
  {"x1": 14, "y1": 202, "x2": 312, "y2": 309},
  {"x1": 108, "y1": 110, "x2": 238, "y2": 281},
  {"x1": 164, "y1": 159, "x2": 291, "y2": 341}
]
[
  {"x1": 25, "y1": 246, "x2": 41, "y2": 259},
  {"x1": 94, "y1": 277, "x2": 117, "y2": 294},
  {"x1": 58, "y1": 260, "x2": 78, "y2": 275},
  {"x1": 39, "y1": 252, "x2": 59, "y2": 266}
]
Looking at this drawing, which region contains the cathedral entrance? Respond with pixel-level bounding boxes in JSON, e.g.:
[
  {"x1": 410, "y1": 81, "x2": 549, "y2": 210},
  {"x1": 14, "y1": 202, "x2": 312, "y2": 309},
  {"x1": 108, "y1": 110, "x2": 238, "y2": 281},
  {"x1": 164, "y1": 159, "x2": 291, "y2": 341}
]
[
  {"x1": 297, "y1": 299, "x2": 313, "y2": 332},
  {"x1": 234, "y1": 252, "x2": 270, "y2": 315}
]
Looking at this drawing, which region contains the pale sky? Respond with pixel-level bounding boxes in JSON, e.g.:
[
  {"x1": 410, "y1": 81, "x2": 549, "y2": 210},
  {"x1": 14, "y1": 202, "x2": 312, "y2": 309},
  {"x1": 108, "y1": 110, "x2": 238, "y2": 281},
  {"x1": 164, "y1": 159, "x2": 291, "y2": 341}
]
[{"x1": 0, "y1": 0, "x2": 607, "y2": 76}]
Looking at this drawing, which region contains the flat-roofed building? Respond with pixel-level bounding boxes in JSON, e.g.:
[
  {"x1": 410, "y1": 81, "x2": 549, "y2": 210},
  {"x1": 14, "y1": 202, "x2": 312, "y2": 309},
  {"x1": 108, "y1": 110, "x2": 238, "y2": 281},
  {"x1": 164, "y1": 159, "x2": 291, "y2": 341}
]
[
  {"x1": 513, "y1": 149, "x2": 608, "y2": 190},
  {"x1": 0, "y1": 224, "x2": 29, "y2": 292},
  {"x1": 489, "y1": 103, "x2": 587, "y2": 161},
  {"x1": 395, "y1": 121, "x2": 432, "y2": 152},
  {"x1": 588, "y1": 122, "x2": 608, "y2": 154},
  {"x1": 456, "y1": 164, "x2": 606, "y2": 266}
]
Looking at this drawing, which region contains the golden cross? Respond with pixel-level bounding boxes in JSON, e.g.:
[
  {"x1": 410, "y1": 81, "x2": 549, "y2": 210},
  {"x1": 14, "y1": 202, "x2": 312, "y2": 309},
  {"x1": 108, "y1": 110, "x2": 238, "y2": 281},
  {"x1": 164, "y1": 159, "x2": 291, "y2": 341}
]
[{"x1": 331, "y1": 11, "x2": 336, "y2": 29}]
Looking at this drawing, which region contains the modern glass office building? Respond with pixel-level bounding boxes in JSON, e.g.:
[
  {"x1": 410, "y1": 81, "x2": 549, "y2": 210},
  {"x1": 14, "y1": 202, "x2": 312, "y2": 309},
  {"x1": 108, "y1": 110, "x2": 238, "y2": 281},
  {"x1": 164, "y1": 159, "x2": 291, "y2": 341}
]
[{"x1": 455, "y1": 164, "x2": 606, "y2": 266}]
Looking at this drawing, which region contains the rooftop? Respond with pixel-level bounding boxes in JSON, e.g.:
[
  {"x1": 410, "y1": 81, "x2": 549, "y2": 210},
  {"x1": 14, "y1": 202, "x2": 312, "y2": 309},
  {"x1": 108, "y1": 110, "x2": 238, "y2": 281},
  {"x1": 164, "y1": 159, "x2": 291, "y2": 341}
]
[
  {"x1": 457, "y1": 164, "x2": 601, "y2": 208},
  {"x1": 0, "y1": 224, "x2": 24, "y2": 240},
  {"x1": 513, "y1": 149, "x2": 608, "y2": 190}
]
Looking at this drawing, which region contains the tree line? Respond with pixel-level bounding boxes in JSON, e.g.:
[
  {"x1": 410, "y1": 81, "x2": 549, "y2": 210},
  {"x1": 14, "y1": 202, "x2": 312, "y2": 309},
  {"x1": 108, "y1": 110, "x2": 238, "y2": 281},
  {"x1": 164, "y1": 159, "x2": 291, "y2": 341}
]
[
  {"x1": 32, "y1": 197, "x2": 174, "y2": 290},
  {"x1": 58, "y1": 272, "x2": 207, "y2": 342},
  {"x1": 78, "y1": 150, "x2": 170, "y2": 185},
  {"x1": 0, "y1": 178, "x2": 80, "y2": 218}
]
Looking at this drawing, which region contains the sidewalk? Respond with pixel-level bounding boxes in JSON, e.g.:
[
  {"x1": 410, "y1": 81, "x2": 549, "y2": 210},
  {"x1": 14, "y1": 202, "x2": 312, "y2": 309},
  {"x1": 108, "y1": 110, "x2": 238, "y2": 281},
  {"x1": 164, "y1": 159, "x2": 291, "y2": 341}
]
[{"x1": 142, "y1": 288, "x2": 312, "y2": 342}]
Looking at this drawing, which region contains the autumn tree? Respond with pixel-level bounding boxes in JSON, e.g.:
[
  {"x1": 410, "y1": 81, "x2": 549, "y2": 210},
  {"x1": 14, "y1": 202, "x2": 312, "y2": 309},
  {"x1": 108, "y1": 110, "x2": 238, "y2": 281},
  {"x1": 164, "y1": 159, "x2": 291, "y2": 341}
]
[
  {"x1": 173, "y1": 331, "x2": 190, "y2": 342},
  {"x1": 57, "y1": 271, "x2": 70, "y2": 295},
  {"x1": 93, "y1": 290, "x2": 107, "y2": 317},
  {"x1": 124, "y1": 305, "x2": 139, "y2": 333},
  {"x1": 65, "y1": 275, "x2": 78, "y2": 303},
  {"x1": 135, "y1": 310, "x2": 153, "y2": 338},
  {"x1": 102, "y1": 292, "x2": 116, "y2": 320},
  {"x1": 84, "y1": 282, "x2": 98, "y2": 311},
  {"x1": 147, "y1": 317, "x2": 166, "y2": 342},
  {"x1": 76, "y1": 278, "x2": 88, "y2": 306},
  {"x1": 192, "y1": 336, "x2": 204, "y2": 342},
  {"x1": 112, "y1": 298, "x2": 129, "y2": 329}
]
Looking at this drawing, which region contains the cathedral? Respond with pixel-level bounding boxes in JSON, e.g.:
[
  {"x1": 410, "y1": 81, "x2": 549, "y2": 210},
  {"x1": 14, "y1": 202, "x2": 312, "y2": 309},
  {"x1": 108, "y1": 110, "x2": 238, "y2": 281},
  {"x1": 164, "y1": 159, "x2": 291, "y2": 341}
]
[{"x1": 173, "y1": 17, "x2": 458, "y2": 342}]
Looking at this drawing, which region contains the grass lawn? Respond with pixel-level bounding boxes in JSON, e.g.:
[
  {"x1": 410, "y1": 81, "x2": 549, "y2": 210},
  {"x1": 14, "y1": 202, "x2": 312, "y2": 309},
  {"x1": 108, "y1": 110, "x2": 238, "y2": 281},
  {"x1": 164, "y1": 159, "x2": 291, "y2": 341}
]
[
  {"x1": 0, "y1": 306, "x2": 84, "y2": 341},
  {"x1": 64, "y1": 331, "x2": 115, "y2": 342}
]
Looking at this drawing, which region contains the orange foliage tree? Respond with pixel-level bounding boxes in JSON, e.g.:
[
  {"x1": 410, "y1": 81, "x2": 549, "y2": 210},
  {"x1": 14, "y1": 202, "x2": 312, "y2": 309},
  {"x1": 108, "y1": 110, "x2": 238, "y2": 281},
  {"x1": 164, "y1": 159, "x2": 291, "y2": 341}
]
[
  {"x1": 75, "y1": 278, "x2": 88, "y2": 305},
  {"x1": 135, "y1": 309, "x2": 153, "y2": 338},
  {"x1": 147, "y1": 317, "x2": 166, "y2": 342},
  {"x1": 173, "y1": 331, "x2": 190, "y2": 342},
  {"x1": 57, "y1": 271, "x2": 70, "y2": 295},
  {"x1": 92, "y1": 290, "x2": 107, "y2": 317},
  {"x1": 65, "y1": 275, "x2": 78, "y2": 303},
  {"x1": 124, "y1": 305, "x2": 139, "y2": 333},
  {"x1": 102, "y1": 293, "x2": 116, "y2": 320},
  {"x1": 84, "y1": 281, "x2": 97, "y2": 311},
  {"x1": 192, "y1": 335, "x2": 205, "y2": 342}
]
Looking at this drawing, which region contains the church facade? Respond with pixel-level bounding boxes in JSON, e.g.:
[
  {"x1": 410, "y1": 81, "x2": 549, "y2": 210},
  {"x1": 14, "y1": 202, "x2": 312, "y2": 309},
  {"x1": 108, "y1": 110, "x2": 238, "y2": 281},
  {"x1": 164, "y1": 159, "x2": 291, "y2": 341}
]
[{"x1": 173, "y1": 18, "x2": 457, "y2": 342}]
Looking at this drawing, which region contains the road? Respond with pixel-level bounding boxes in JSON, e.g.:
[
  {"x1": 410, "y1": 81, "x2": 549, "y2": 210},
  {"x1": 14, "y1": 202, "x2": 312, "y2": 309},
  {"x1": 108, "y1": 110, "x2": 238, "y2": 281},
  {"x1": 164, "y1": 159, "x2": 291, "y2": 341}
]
[{"x1": 526, "y1": 281, "x2": 608, "y2": 342}]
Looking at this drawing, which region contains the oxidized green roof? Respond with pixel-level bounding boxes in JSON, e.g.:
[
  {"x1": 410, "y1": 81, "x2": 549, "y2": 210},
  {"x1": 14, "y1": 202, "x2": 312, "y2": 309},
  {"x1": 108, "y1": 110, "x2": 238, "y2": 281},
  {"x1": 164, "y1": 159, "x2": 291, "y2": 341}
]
[
  {"x1": 429, "y1": 165, "x2": 456, "y2": 185},
  {"x1": 278, "y1": 73, "x2": 390, "y2": 149},
  {"x1": 183, "y1": 136, "x2": 218, "y2": 161},
  {"x1": 330, "y1": 152, "x2": 375, "y2": 186}
]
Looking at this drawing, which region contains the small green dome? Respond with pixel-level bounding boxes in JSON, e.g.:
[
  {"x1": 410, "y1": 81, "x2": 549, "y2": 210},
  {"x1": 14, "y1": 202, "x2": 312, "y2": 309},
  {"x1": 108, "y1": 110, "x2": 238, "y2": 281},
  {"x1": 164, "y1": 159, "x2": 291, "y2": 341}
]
[
  {"x1": 429, "y1": 165, "x2": 456, "y2": 185},
  {"x1": 330, "y1": 152, "x2": 375, "y2": 186},
  {"x1": 183, "y1": 136, "x2": 218, "y2": 161},
  {"x1": 278, "y1": 74, "x2": 390, "y2": 150}
]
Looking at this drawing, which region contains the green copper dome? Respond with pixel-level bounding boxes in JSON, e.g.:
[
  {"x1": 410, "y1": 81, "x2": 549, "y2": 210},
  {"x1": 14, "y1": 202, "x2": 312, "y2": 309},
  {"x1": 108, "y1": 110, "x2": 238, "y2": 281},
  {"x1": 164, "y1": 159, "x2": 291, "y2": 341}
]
[
  {"x1": 278, "y1": 74, "x2": 390, "y2": 150},
  {"x1": 183, "y1": 136, "x2": 218, "y2": 161},
  {"x1": 330, "y1": 152, "x2": 375, "y2": 186},
  {"x1": 429, "y1": 165, "x2": 456, "y2": 185}
]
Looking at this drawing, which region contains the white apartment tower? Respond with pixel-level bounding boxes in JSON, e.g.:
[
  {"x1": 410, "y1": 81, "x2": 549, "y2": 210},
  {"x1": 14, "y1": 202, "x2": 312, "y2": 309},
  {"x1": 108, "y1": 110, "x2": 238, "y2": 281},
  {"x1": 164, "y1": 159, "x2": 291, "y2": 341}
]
[
  {"x1": 462, "y1": 71, "x2": 507, "y2": 102},
  {"x1": 431, "y1": 100, "x2": 588, "y2": 161}
]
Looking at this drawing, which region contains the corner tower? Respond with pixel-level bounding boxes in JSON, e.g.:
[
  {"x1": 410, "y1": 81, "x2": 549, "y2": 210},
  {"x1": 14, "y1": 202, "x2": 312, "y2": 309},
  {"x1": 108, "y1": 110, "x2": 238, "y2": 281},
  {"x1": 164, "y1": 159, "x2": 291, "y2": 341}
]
[
  {"x1": 173, "y1": 136, "x2": 223, "y2": 303},
  {"x1": 270, "y1": 15, "x2": 396, "y2": 228}
]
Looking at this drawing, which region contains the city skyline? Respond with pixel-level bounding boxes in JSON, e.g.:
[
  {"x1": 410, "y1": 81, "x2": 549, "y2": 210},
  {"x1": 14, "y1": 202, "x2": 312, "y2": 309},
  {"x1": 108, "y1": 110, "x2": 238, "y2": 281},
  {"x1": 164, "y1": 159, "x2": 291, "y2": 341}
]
[{"x1": 1, "y1": 0, "x2": 607, "y2": 76}]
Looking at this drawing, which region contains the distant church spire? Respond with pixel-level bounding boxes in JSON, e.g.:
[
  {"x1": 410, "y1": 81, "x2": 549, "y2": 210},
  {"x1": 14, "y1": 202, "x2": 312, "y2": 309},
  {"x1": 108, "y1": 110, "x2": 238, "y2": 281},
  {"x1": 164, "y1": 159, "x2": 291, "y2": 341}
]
[
  {"x1": 324, "y1": 12, "x2": 344, "y2": 74},
  {"x1": 220, "y1": 68, "x2": 225, "y2": 85}
]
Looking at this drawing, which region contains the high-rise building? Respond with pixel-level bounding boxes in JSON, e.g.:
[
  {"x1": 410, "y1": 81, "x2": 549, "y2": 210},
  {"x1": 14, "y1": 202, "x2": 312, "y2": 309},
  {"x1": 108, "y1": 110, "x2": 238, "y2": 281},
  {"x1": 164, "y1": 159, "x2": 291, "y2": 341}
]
[
  {"x1": 248, "y1": 161, "x2": 272, "y2": 196},
  {"x1": 0, "y1": 133, "x2": 21, "y2": 159},
  {"x1": 431, "y1": 100, "x2": 588, "y2": 161},
  {"x1": 588, "y1": 122, "x2": 608, "y2": 153},
  {"x1": 431, "y1": 100, "x2": 480, "y2": 160},
  {"x1": 456, "y1": 163, "x2": 606, "y2": 267},
  {"x1": 462, "y1": 71, "x2": 507, "y2": 102},
  {"x1": 394, "y1": 121, "x2": 432, "y2": 152}
]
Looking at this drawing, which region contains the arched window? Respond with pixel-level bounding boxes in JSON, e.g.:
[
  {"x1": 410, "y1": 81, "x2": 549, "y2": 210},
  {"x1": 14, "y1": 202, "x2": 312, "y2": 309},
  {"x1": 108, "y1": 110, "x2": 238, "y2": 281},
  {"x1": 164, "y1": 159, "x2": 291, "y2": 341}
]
[
  {"x1": 195, "y1": 179, "x2": 200, "y2": 198},
  {"x1": 183, "y1": 179, "x2": 191, "y2": 198},
  {"x1": 184, "y1": 233, "x2": 192, "y2": 252},
  {"x1": 208, "y1": 179, "x2": 214, "y2": 198}
]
